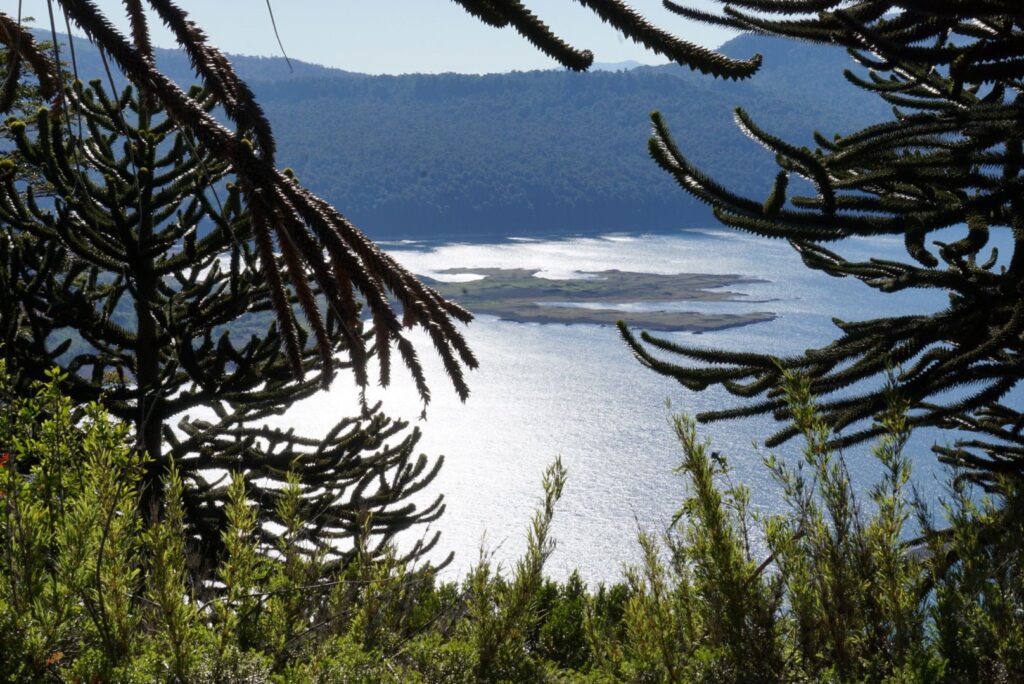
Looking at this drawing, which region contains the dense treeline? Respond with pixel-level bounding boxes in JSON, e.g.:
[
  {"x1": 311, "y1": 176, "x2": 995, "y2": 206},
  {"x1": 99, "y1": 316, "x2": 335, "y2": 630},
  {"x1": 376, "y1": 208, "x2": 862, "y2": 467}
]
[
  {"x1": 256, "y1": 34, "x2": 886, "y2": 238},
  {"x1": 32, "y1": 30, "x2": 886, "y2": 239}
]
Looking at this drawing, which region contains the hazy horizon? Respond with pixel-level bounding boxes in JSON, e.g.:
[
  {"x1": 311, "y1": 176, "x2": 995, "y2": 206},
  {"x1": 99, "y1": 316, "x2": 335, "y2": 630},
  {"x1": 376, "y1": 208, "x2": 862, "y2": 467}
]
[{"x1": 16, "y1": 1, "x2": 736, "y2": 75}]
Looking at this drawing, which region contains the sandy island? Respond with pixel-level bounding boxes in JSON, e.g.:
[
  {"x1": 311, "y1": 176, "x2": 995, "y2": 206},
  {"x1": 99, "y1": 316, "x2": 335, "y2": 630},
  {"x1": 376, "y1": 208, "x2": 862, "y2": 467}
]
[{"x1": 421, "y1": 268, "x2": 775, "y2": 332}]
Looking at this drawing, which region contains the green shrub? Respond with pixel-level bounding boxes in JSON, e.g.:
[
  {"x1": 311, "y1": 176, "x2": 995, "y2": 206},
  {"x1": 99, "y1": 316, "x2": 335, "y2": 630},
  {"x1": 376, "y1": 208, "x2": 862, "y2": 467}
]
[
  {"x1": 2, "y1": 363, "x2": 1022, "y2": 682},
  {"x1": 582, "y1": 374, "x2": 1022, "y2": 683},
  {"x1": 0, "y1": 363, "x2": 437, "y2": 681}
]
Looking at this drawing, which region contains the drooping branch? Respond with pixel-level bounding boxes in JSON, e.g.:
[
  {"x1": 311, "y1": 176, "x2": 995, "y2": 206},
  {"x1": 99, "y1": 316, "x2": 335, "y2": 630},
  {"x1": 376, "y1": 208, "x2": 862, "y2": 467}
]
[
  {"x1": 1, "y1": 2, "x2": 477, "y2": 406},
  {"x1": 618, "y1": 3, "x2": 1024, "y2": 485},
  {"x1": 0, "y1": 79, "x2": 449, "y2": 562}
]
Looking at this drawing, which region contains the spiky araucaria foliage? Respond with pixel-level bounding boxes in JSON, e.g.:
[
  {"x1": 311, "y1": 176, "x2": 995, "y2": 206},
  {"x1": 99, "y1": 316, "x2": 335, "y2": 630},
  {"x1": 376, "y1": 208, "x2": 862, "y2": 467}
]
[
  {"x1": 0, "y1": 79, "x2": 446, "y2": 565},
  {"x1": 451, "y1": 0, "x2": 763, "y2": 78},
  {"x1": 6, "y1": 2, "x2": 1020, "y2": 494},
  {"x1": 612, "y1": 3, "x2": 1024, "y2": 487},
  {"x1": 0, "y1": 0, "x2": 763, "y2": 407},
  {"x1": 1, "y1": 2, "x2": 478, "y2": 406}
]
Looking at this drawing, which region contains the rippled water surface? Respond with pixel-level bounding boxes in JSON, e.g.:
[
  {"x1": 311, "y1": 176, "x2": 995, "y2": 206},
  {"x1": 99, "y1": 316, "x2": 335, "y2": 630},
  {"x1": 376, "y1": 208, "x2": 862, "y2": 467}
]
[{"x1": 272, "y1": 228, "x2": 999, "y2": 583}]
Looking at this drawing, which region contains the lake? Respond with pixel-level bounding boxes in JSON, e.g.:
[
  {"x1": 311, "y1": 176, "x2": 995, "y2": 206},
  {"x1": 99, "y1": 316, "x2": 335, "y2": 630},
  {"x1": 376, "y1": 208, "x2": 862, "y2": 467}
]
[{"x1": 270, "y1": 227, "x2": 992, "y2": 585}]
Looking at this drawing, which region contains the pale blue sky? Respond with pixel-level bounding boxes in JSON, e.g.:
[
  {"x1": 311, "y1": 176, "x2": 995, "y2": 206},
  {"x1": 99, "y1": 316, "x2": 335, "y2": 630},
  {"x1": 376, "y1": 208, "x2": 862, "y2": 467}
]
[{"x1": 18, "y1": 1, "x2": 735, "y2": 74}]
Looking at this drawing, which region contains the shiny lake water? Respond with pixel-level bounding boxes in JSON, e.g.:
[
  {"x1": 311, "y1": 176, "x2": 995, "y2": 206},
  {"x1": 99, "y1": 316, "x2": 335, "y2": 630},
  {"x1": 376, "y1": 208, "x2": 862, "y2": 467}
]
[{"x1": 268, "y1": 227, "x2": 1005, "y2": 585}]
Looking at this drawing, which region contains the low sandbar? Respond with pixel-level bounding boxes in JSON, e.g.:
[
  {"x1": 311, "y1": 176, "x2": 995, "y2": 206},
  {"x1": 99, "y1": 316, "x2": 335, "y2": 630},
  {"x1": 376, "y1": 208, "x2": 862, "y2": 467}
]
[{"x1": 422, "y1": 268, "x2": 774, "y2": 332}]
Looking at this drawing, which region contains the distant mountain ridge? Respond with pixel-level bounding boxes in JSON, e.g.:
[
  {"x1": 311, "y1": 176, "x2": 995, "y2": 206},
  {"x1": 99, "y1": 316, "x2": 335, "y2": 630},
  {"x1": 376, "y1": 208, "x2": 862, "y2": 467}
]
[
  {"x1": 590, "y1": 60, "x2": 649, "y2": 72},
  {"x1": 30, "y1": 28, "x2": 353, "y2": 83},
  {"x1": 32, "y1": 30, "x2": 886, "y2": 240}
]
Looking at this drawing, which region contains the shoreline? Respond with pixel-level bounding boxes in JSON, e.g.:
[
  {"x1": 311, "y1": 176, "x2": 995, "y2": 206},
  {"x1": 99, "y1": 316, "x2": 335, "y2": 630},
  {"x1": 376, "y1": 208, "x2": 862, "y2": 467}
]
[{"x1": 477, "y1": 305, "x2": 775, "y2": 332}]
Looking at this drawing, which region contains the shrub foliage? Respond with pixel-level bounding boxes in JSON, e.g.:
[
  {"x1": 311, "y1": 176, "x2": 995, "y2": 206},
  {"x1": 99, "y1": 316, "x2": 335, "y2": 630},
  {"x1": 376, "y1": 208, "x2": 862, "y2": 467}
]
[{"x1": 3, "y1": 366, "x2": 1022, "y2": 682}]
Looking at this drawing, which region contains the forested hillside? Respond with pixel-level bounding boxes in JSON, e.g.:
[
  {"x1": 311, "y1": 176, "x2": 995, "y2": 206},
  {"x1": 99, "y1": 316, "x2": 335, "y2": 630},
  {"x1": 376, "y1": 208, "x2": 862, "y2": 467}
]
[
  {"x1": 40, "y1": 31, "x2": 886, "y2": 238},
  {"x1": 255, "y1": 34, "x2": 888, "y2": 238}
]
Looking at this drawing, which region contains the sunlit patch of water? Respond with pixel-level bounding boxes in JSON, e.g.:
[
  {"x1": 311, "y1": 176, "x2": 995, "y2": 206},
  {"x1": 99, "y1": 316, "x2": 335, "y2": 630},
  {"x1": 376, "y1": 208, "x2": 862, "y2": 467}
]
[{"x1": 268, "y1": 227, "x2": 1006, "y2": 584}]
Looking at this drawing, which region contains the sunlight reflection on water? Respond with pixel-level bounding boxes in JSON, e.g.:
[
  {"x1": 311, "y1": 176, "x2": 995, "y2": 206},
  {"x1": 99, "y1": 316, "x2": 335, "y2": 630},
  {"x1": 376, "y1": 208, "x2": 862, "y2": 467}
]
[{"x1": 271, "y1": 227, "x2": 1000, "y2": 584}]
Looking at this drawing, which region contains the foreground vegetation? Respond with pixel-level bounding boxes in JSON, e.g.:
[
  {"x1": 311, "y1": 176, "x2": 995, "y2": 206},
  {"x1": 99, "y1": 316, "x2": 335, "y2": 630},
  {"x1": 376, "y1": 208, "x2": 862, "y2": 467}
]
[
  {"x1": 3, "y1": 3, "x2": 1024, "y2": 682},
  {"x1": 3, "y1": 365, "x2": 1021, "y2": 682}
]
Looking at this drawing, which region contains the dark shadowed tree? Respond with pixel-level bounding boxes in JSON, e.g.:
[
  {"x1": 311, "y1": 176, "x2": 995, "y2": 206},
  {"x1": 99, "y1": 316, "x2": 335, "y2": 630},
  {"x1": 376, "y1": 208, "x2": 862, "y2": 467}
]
[
  {"x1": 1, "y1": 3, "x2": 478, "y2": 408},
  {"x1": 0, "y1": 79, "x2": 445, "y2": 564},
  {"x1": 0, "y1": 0, "x2": 766, "y2": 554},
  {"x1": 604, "y1": 2, "x2": 1024, "y2": 487},
  {"x1": 445, "y1": 2, "x2": 1024, "y2": 485},
  {"x1": 0, "y1": 0, "x2": 758, "y2": 408}
]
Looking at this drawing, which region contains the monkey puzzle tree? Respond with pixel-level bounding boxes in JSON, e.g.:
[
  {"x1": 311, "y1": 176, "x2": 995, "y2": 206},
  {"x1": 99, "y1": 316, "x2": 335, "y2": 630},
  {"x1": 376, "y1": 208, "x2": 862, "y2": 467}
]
[
  {"x1": 1, "y1": 3, "x2": 478, "y2": 406},
  {"x1": 446, "y1": 1, "x2": 1024, "y2": 486},
  {"x1": 0, "y1": 1, "x2": 766, "y2": 558},
  {"x1": 0, "y1": 79, "x2": 445, "y2": 564},
  {"x1": 443, "y1": 1, "x2": 1024, "y2": 487},
  {"x1": 0, "y1": 0, "x2": 759, "y2": 410},
  {"x1": 606, "y1": 2, "x2": 1024, "y2": 488}
]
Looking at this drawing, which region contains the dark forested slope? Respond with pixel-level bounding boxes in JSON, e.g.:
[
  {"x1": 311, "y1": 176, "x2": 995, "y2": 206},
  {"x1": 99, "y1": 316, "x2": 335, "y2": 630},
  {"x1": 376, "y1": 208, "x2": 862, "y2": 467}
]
[
  {"x1": 40, "y1": 31, "x2": 884, "y2": 239},
  {"x1": 253, "y1": 34, "x2": 885, "y2": 239}
]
